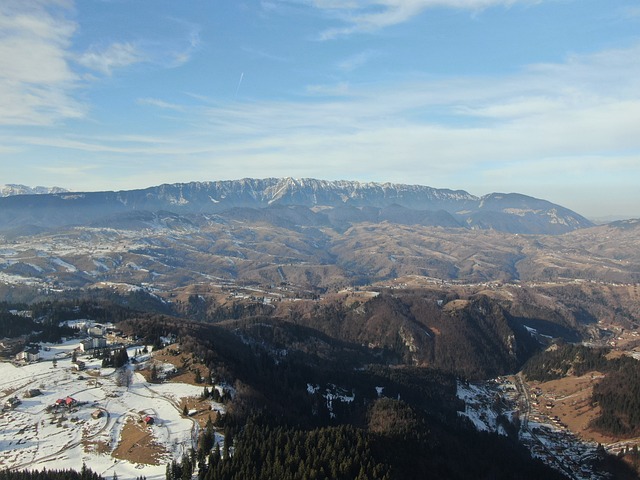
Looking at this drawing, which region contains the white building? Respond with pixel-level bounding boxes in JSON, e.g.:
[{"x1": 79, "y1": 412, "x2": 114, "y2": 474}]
[{"x1": 15, "y1": 348, "x2": 40, "y2": 362}]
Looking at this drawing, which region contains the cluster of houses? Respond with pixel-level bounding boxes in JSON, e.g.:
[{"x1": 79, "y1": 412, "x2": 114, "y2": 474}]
[
  {"x1": 0, "y1": 338, "x2": 24, "y2": 358},
  {"x1": 4, "y1": 388, "x2": 42, "y2": 410},
  {"x1": 67, "y1": 320, "x2": 113, "y2": 353},
  {"x1": 11, "y1": 319, "x2": 130, "y2": 365},
  {"x1": 2, "y1": 386, "x2": 44, "y2": 412},
  {"x1": 3, "y1": 317, "x2": 165, "y2": 428},
  {"x1": 15, "y1": 346, "x2": 40, "y2": 362},
  {"x1": 54, "y1": 396, "x2": 78, "y2": 408}
]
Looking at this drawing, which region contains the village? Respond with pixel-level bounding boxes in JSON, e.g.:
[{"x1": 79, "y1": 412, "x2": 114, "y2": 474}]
[
  {"x1": 0, "y1": 319, "x2": 227, "y2": 480},
  {"x1": 458, "y1": 375, "x2": 613, "y2": 480}
]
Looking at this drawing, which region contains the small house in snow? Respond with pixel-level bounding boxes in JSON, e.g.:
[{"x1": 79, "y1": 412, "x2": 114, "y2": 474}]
[
  {"x1": 24, "y1": 389, "x2": 42, "y2": 398},
  {"x1": 15, "y1": 347, "x2": 40, "y2": 362},
  {"x1": 143, "y1": 415, "x2": 154, "y2": 425},
  {"x1": 5, "y1": 397, "x2": 21, "y2": 409},
  {"x1": 92, "y1": 409, "x2": 103, "y2": 419}
]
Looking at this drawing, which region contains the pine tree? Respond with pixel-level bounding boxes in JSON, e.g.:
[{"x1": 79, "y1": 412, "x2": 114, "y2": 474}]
[
  {"x1": 212, "y1": 443, "x2": 221, "y2": 465},
  {"x1": 113, "y1": 347, "x2": 129, "y2": 368},
  {"x1": 181, "y1": 454, "x2": 192, "y2": 480},
  {"x1": 150, "y1": 364, "x2": 159, "y2": 383}
]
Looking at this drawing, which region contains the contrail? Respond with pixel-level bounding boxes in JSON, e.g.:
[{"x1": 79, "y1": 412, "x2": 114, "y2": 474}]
[{"x1": 235, "y1": 72, "x2": 244, "y2": 97}]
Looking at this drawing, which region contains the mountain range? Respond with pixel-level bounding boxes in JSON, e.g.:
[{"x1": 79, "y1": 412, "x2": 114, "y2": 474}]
[
  {"x1": 0, "y1": 178, "x2": 592, "y2": 235},
  {"x1": 0, "y1": 184, "x2": 68, "y2": 197}
]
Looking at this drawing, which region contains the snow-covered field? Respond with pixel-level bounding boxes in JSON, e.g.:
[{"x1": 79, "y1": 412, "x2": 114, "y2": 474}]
[{"x1": 0, "y1": 342, "x2": 223, "y2": 479}]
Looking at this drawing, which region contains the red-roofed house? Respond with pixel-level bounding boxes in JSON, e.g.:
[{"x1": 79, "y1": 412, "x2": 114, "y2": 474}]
[{"x1": 55, "y1": 396, "x2": 77, "y2": 408}]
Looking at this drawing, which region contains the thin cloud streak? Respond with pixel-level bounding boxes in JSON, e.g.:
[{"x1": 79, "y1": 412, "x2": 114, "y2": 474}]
[
  {"x1": 12, "y1": 42, "x2": 640, "y2": 165},
  {"x1": 310, "y1": 0, "x2": 540, "y2": 38},
  {"x1": 137, "y1": 98, "x2": 186, "y2": 112}
]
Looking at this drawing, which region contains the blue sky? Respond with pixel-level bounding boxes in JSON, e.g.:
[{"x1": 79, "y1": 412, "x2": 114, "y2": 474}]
[{"x1": 1, "y1": 0, "x2": 639, "y2": 219}]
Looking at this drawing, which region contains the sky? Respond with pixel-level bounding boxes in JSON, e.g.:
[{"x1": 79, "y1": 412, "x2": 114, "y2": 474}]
[{"x1": 1, "y1": 0, "x2": 639, "y2": 220}]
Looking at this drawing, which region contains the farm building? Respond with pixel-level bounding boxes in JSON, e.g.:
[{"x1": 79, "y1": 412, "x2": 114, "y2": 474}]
[{"x1": 143, "y1": 415, "x2": 154, "y2": 425}]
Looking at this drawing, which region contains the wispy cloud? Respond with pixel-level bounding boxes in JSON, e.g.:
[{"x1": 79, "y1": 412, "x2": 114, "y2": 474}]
[
  {"x1": 306, "y1": 82, "x2": 351, "y2": 96},
  {"x1": 337, "y1": 49, "x2": 379, "y2": 71},
  {"x1": 149, "y1": 44, "x2": 640, "y2": 207},
  {"x1": 0, "y1": 2, "x2": 203, "y2": 126},
  {"x1": 0, "y1": 0, "x2": 85, "y2": 125},
  {"x1": 309, "y1": 0, "x2": 540, "y2": 38},
  {"x1": 137, "y1": 98, "x2": 186, "y2": 112},
  {"x1": 77, "y1": 42, "x2": 144, "y2": 75},
  {"x1": 19, "y1": 42, "x2": 640, "y2": 166},
  {"x1": 164, "y1": 20, "x2": 202, "y2": 67}
]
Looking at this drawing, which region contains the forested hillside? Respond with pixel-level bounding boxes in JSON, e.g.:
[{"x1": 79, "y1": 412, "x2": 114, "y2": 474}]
[{"x1": 524, "y1": 343, "x2": 640, "y2": 437}]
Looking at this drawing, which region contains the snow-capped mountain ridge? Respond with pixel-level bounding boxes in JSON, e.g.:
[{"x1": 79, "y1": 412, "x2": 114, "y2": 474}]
[
  {"x1": 1, "y1": 184, "x2": 68, "y2": 197},
  {"x1": 145, "y1": 178, "x2": 479, "y2": 210},
  {"x1": 0, "y1": 178, "x2": 593, "y2": 234}
]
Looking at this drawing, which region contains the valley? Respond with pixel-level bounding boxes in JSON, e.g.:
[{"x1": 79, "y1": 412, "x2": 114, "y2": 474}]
[{"x1": 3, "y1": 275, "x2": 640, "y2": 479}]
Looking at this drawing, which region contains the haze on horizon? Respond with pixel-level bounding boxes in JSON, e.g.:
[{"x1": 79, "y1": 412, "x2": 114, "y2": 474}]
[{"x1": 1, "y1": 0, "x2": 639, "y2": 220}]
